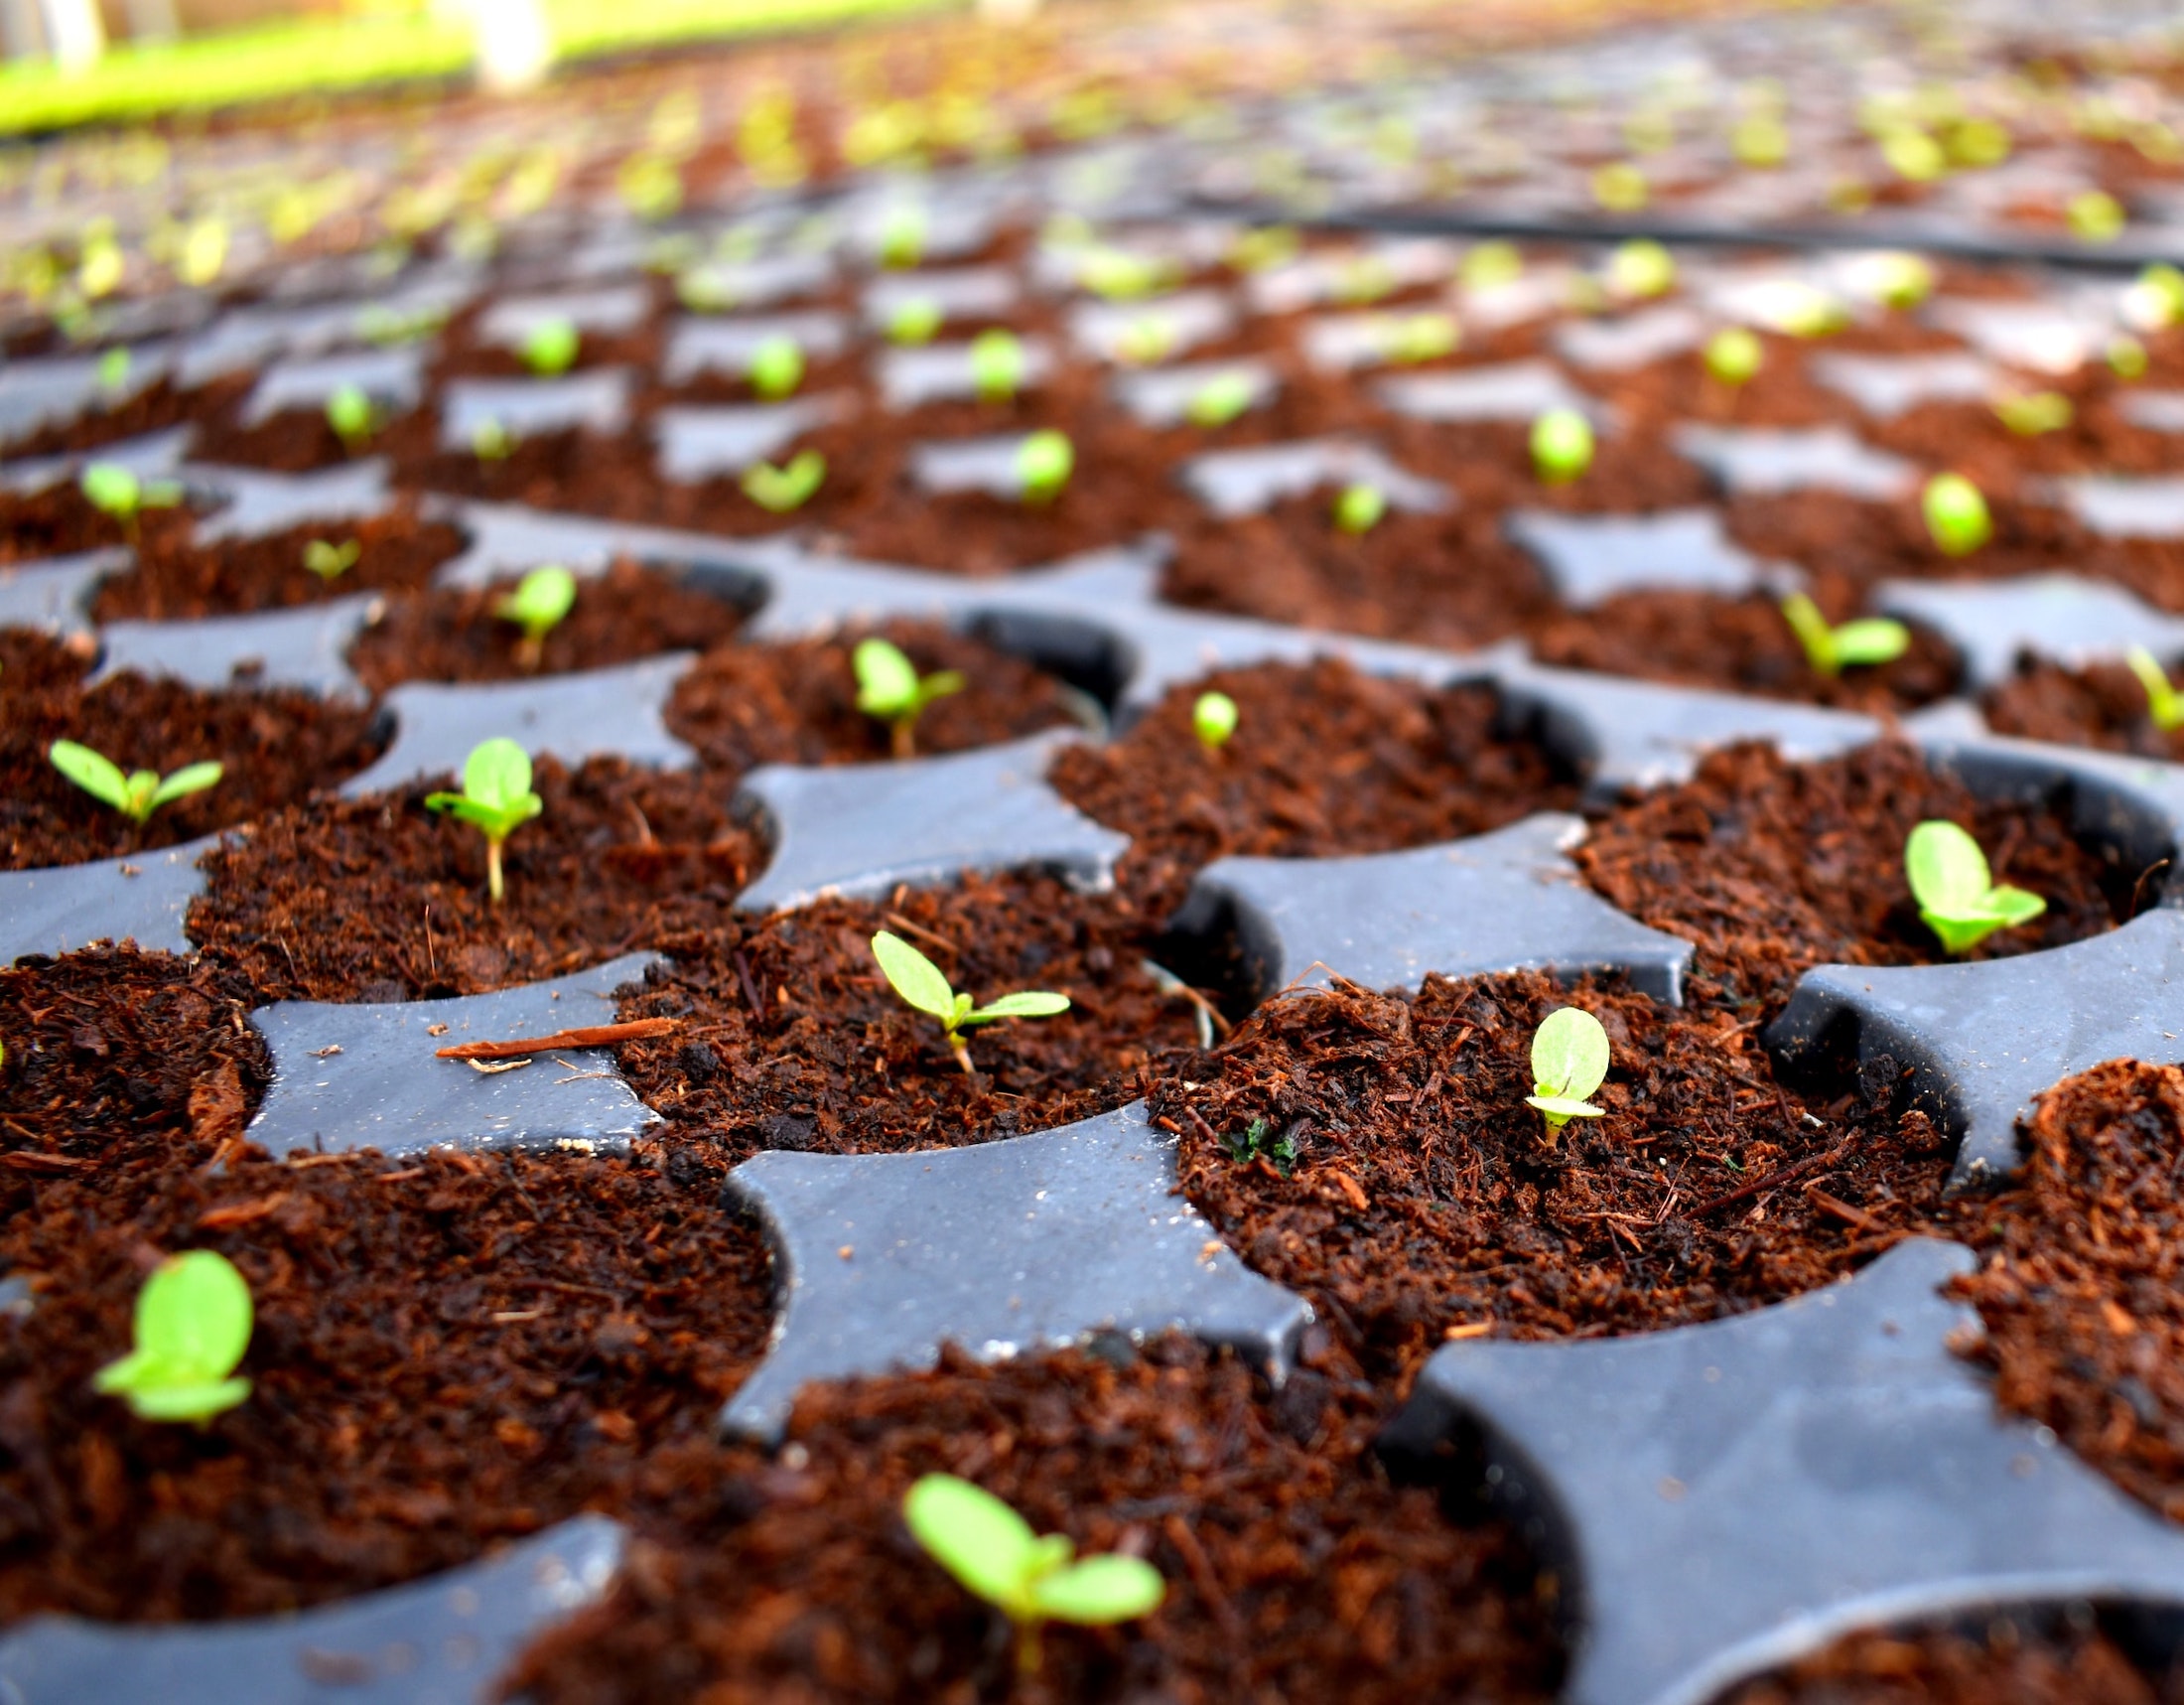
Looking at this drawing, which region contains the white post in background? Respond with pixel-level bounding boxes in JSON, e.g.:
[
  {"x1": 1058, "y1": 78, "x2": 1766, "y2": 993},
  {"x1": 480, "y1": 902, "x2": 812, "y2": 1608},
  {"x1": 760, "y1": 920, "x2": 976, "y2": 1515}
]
[
  {"x1": 35, "y1": 0, "x2": 103, "y2": 71},
  {"x1": 455, "y1": 0, "x2": 553, "y2": 93},
  {"x1": 1, "y1": 0, "x2": 51, "y2": 63}
]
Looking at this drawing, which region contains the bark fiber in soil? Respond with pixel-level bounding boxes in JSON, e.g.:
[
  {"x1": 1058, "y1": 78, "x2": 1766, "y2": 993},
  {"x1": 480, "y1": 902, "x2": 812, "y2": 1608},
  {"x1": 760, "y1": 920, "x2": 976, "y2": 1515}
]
[{"x1": 1719, "y1": 1622, "x2": 2184, "y2": 1705}]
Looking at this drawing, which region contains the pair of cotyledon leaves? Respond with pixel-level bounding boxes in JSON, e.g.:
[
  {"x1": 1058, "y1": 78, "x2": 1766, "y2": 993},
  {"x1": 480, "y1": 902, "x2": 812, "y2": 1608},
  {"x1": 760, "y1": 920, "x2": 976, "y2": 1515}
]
[
  {"x1": 95, "y1": 1250, "x2": 253, "y2": 1424},
  {"x1": 904, "y1": 1474, "x2": 1163, "y2": 1629}
]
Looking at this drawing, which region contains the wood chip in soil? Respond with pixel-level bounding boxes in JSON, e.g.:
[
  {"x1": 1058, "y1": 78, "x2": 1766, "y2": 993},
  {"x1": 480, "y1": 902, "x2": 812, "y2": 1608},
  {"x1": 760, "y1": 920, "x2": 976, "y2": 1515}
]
[
  {"x1": 1048, "y1": 660, "x2": 1579, "y2": 922},
  {"x1": 0, "y1": 631, "x2": 388, "y2": 871},
  {"x1": 503, "y1": 1337, "x2": 1566, "y2": 1705},
  {"x1": 346, "y1": 559, "x2": 747, "y2": 690},
  {"x1": 86, "y1": 507, "x2": 465, "y2": 621}
]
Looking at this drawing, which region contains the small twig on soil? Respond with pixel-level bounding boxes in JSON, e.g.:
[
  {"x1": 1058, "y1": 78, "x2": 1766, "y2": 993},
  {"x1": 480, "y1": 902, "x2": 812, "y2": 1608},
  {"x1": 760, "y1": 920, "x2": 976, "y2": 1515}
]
[
  {"x1": 734, "y1": 950, "x2": 766, "y2": 1025},
  {"x1": 436, "y1": 1018, "x2": 677, "y2": 1060},
  {"x1": 1689, "y1": 1136, "x2": 1855, "y2": 1218},
  {"x1": 882, "y1": 911, "x2": 960, "y2": 957}
]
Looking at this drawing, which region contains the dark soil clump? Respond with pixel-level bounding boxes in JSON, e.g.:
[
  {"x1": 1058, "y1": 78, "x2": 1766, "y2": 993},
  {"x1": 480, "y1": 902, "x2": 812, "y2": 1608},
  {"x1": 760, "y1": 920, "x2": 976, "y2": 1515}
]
[
  {"x1": 1049, "y1": 661, "x2": 1579, "y2": 919},
  {"x1": 1575, "y1": 741, "x2": 2132, "y2": 1014},
  {"x1": 87, "y1": 509, "x2": 465, "y2": 621},
  {"x1": 347, "y1": 560, "x2": 747, "y2": 689},
  {"x1": 0, "y1": 630, "x2": 387, "y2": 870},
  {"x1": 505, "y1": 1337, "x2": 1566, "y2": 1705}
]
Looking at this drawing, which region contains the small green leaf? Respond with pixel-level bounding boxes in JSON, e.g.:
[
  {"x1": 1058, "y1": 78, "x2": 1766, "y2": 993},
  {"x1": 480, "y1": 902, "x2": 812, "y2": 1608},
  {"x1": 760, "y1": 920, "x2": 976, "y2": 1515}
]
[
  {"x1": 915, "y1": 669, "x2": 966, "y2": 709},
  {"x1": 495, "y1": 565, "x2": 579, "y2": 640},
  {"x1": 1531, "y1": 408, "x2": 1594, "y2": 485},
  {"x1": 1027, "y1": 1554, "x2": 1165, "y2": 1625},
  {"x1": 520, "y1": 316, "x2": 580, "y2": 375},
  {"x1": 887, "y1": 296, "x2": 943, "y2": 346},
  {"x1": 872, "y1": 931, "x2": 959, "y2": 1022},
  {"x1": 2127, "y1": 646, "x2": 2184, "y2": 731},
  {"x1": 1830, "y1": 618, "x2": 1911, "y2": 668},
  {"x1": 93, "y1": 1250, "x2": 253, "y2": 1425},
  {"x1": 48, "y1": 739, "x2": 130, "y2": 812},
  {"x1": 1704, "y1": 327, "x2": 1763, "y2": 385},
  {"x1": 854, "y1": 639, "x2": 921, "y2": 719},
  {"x1": 303, "y1": 538, "x2": 361, "y2": 580},
  {"x1": 466, "y1": 738, "x2": 537, "y2": 817},
  {"x1": 1018, "y1": 430, "x2": 1074, "y2": 502},
  {"x1": 741, "y1": 449, "x2": 826, "y2": 512},
  {"x1": 150, "y1": 761, "x2": 222, "y2": 808},
  {"x1": 1532, "y1": 1006, "x2": 1610, "y2": 1102},
  {"x1": 1379, "y1": 312, "x2": 1458, "y2": 364},
  {"x1": 472, "y1": 417, "x2": 514, "y2": 461},
  {"x1": 1904, "y1": 819, "x2": 1991, "y2": 917},
  {"x1": 79, "y1": 461, "x2": 140, "y2": 517},
  {"x1": 748, "y1": 336, "x2": 805, "y2": 400},
  {"x1": 1185, "y1": 371, "x2": 1255, "y2": 428},
  {"x1": 903, "y1": 1475, "x2": 1039, "y2": 1617},
  {"x1": 1193, "y1": 690, "x2": 1239, "y2": 750},
  {"x1": 1606, "y1": 238, "x2": 1676, "y2": 299},
  {"x1": 970, "y1": 329, "x2": 1026, "y2": 402},
  {"x1": 1923, "y1": 474, "x2": 1991, "y2": 557},
  {"x1": 1526, "y1": 1092, "x2": 1608, "y2": 1121},
  {"x1": 963, "y1": 991, "x2": 1071, "y2": 1025},
  {"x1": 1332, "y1": 483, "x2": 1386, "y2": 535},
  {"x1": 326, "y1": 382, "x2": 376, "y2": 445}
]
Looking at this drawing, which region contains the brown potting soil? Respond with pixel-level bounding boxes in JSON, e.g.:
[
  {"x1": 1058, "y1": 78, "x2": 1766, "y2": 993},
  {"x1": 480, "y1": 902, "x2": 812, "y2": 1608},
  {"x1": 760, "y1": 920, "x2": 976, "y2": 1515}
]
[
  {"x1": 0, "y1": 481, "x2": 197, "y2": 566},
  {"x1": 0, "y1": 375, "x2": 249, "y2": 464},
  {"x1": 1574, "y1": 739, "x2": 2132, "y2": 1014},
  {"x1": 1981, "y1": 657, "x2": 2184, "y2": 760},
  {"x1": 87, "y1": 507, "x2": 466, "y2": 621},
  {"x1": 1048, "y1": 661, "x2": 1580, "y2": 921},
  {"x1": 504, "y1": 1337, "x2": 1566, "y2": 1705},
  {"x1": 0, "y1": 945, "x2": 772, "y2": 1625},
  {"x1": 1718, "y1": 1620, "x2": 2182, "y2": 1705},
  {"x1": 1525, "y1": 589, "x2": 1960, "y2": 714},
  {"x1": 345, "y1": 559, "x2": 748, "y2": 690},
  {"x1": 0, "y1": 630, "x2": 387, "y2": 871}
]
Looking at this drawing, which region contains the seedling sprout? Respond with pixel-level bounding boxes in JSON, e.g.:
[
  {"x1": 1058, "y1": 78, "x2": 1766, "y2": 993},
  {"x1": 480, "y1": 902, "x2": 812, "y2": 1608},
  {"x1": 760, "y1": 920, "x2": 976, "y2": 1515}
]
[
  {"x1": 969, "y1": 329, "x2": 1026, "y2": 403},
  {"x1": 854, "y1": 637, "x2": 963, "y2": 759},
  {"x1": 1905, "y1": 819, "x2": 2045, "y2": 954},
  {"x1": 1525, "y1": 1006, "x2": 1611, "y2": 1138},
  {"x1": 878, "y1": 205, "x2": 927, "y2": 269},
  {"x1": 519, "y1": 315, "x2": 580, "y2": 376},
  {"x1": 93, "y1": 1249, "x2": 252, "y2": 1425},
  {"x1": 494, "y1": 564, "x2": 578, "y2": 669},
  {"x1": 902, "y1": 1474, "x2": 1162, "y2": 1679},
  {"x1": 1186, "y1": 371, "x2": 1256, "y2": 427},
  {"x1": 1704, "y1": 327, "x2": 1763, "y2": 385},
  {"x1": 742, "y1": 449, "x2": 826, "y2": 513},
  {"x1": 424, "y1": 737, "x2": 543, "y2": 903},
  {"x1": 1193, "y1": 689, "x2": 1238, "y2": 751},
  {"x1": 1115, "y1": 314, "x2": 1177, "y2": 364},
  {"x1": 325, "y1": 381, "x2": 377, "y2": 451},
  {"x1": 870, "y1": 932, "x2": 1069, "y2": 1076},
  {"x1": 1606, "y1": 238, "x2": 1676, "y2": 300},
  {"x1": 747, "y1": 335, "x2": 804, "y2": 400},
  {"x1": 1923, "y1": 473, "x2": 1992, "y2": 557},
  {"x1": 303, "y1": 537, "x2": 361, "y2": 581},
  {"x1": 1461, "y1": 240, "x2": 1524, "y2": 290},
  {"x1": 1378, "y1": 312, "x2": 1458, "y2": 365},
  {"x1": 49, "y1": 740, "x2": 220, "y2": 826},
  {"x1": 887, "y1": 296, "x2": 943, "y2": 346},
  {"x1": 1017, "y1": 430, "x2": 1074, "y2": 503},
  {"x1": 2126, "y1": 646, "x2": 2184, "y2": 732},
  {"x1": 1332, "y1": 482, "x2": 1386, "y2": 534},
  {"x1": 79, "y1": 460, "x2": 182, "y2": 539},
  {"x1": 1993, "y1": 389, "x2": 2072, "y2": 436},
  {"x1": 1592, "y1": 162, "x2": 1649, "y2": 212},
  {"x1": 2110, "y1": 336, "x2": 2150, "y2": 380},
  {"x1": 1779, "y1": 592, "x2": 1910, "y2": 676},
  {"x1": 2068, "y1": 190, "x2": 2125, "y2": 243},
  {"x1": 96, "y1": 347, "x2": 130, "y2": 391},
  {"x1": 1531, "y1": 408, "x2": 1595, "y2": 485},
  {"x1": 472, "y1": 417, "x2": 514, "y2": 461}
]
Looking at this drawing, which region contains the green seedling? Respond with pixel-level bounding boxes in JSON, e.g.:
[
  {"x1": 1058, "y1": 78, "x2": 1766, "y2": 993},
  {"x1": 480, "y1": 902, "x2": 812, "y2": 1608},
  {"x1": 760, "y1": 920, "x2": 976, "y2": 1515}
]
[
  {"x1": 1948, "y1": 116, "x2": 2012, "y2": 168},
  {"x1": 1524, "y1": 1005, "x2": 1611, "y2": 1138},
  {"x1": 1731, "y1": 112, "x2": 1790, "y2": 167},
  {"x1": 1993, "y1": 389, "x2": 2072, "y2": 436},
  {"x1": 1849, "y1": 250, "x2": 1935, "y2": 310},
  {"x1": 855, "y1": 637, "x2": 963, "y2": 759},
  {"x1": 1531, "y1": 408, "x2": 1595, "y2": 485},
  {"x1": 1229, "y1": 224, "x2": 1299, "y2": 274},
  {"x1": 1780, "y1": 593, "x2": 1910, "y2": 677},
  {"x1": 303, "y1": 537, "x2": 360, "y2": 581},
  {"x1": 2126, "y1": 646, "x2": 2184, "y2": 732},
  {"x1": 870, "y1": 931, "x2": 1069, "y2": 1076},
  {"x1": 325, "y1": 381, "x2": 377, "y2": 452},
  {"x1": 970, "y1": 329, "x2": 1026, "y2": 403},
  {"x1": 903, "y1": 1474, "x2": 1162, "y2": 1679},
  {"x1": 1923, "y1": 473, "x2": 1992, "y2": 557},
  {"x1": 2134, "y1": 264, "x2": 2184, "y2": 332},
  {"x1": 2068, "y1": 190, "x2": 2125, "y2": 243},
  {"x1": 519, "y1": 316, "x2": 580, "y2": 376},
  {"x1": 1332, "y1": 482, "x2": 1386, "y2": 535},
  {"x1": 879, "y1": 205, "x2": 927, "y2": 269},
  {"x1": 1880, "y1": 126, "x2": 1947, "y2": 182},
  {"x1": 79, "y1": 461, "x2": 182, "y2": 539},
  {"x1": 1704, "y1": 327, "x2": 1764, "y2": 385},
  {"x1": 742, "y1": 449, "x2": 827, "y2": 513},
  {"x1": 424, "y1": 738, "x2": 542, "y2": 904},
  {"x1": 1905, "y1": 819, "x2": 2045, "y2": 954},
  {"x1": 747, "y1": 335, "x2": 805, "y2": 400},
  {"x1": 1193, "y1": 689, "x2": 1238, "y2": 752},
  {"x1": 494, "y1": 564, "x2": 578, "y2": 670},
  {"x1": 1017, "y1": 430, "x2": 1074, "y2": 503},
  {"x1": 887, "y1": 296, "x2": 943, "y2": 346},
  {"x1": 2110, "y1": 336, "x2": 2150, "y2": 380},
  {"x1": 1378, "y1": 312, "x2": 1458, "y2": 365},
  {"x1": 1079, "y1": 246, "x2": 1173, "y2": 301},
  {"x1": 1592, "y1": 161, "x2": 1649, "y2": 212},
  {"x1": 1223, "y1": 1115, "x2": 1296, "y2": 1175},
  {"x1": 472, "y1": 417, "x2": 514, "y2": 462},
  {"x1": 1115, "y1": 314, "x2": 1177, "y2": 365},
  {"x1": 1606, "y1": 238, "x2": 1677, "y2": 300},
  {"x1": 1186, "y1": 371, "x2": 1256, "y2": 428},
  {"x1": 1460, "y1": 239, "x2": 1524, "y2": 291},
  {"x1": 96, "y1": 347, "x2": 131, "y2": 391},
  {"x1": 93, "y1": 1250, "x2": 252, "y2": 1425},
  {"x1": 49, "y1": 740, "x2": 220, "y2": 827}
]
